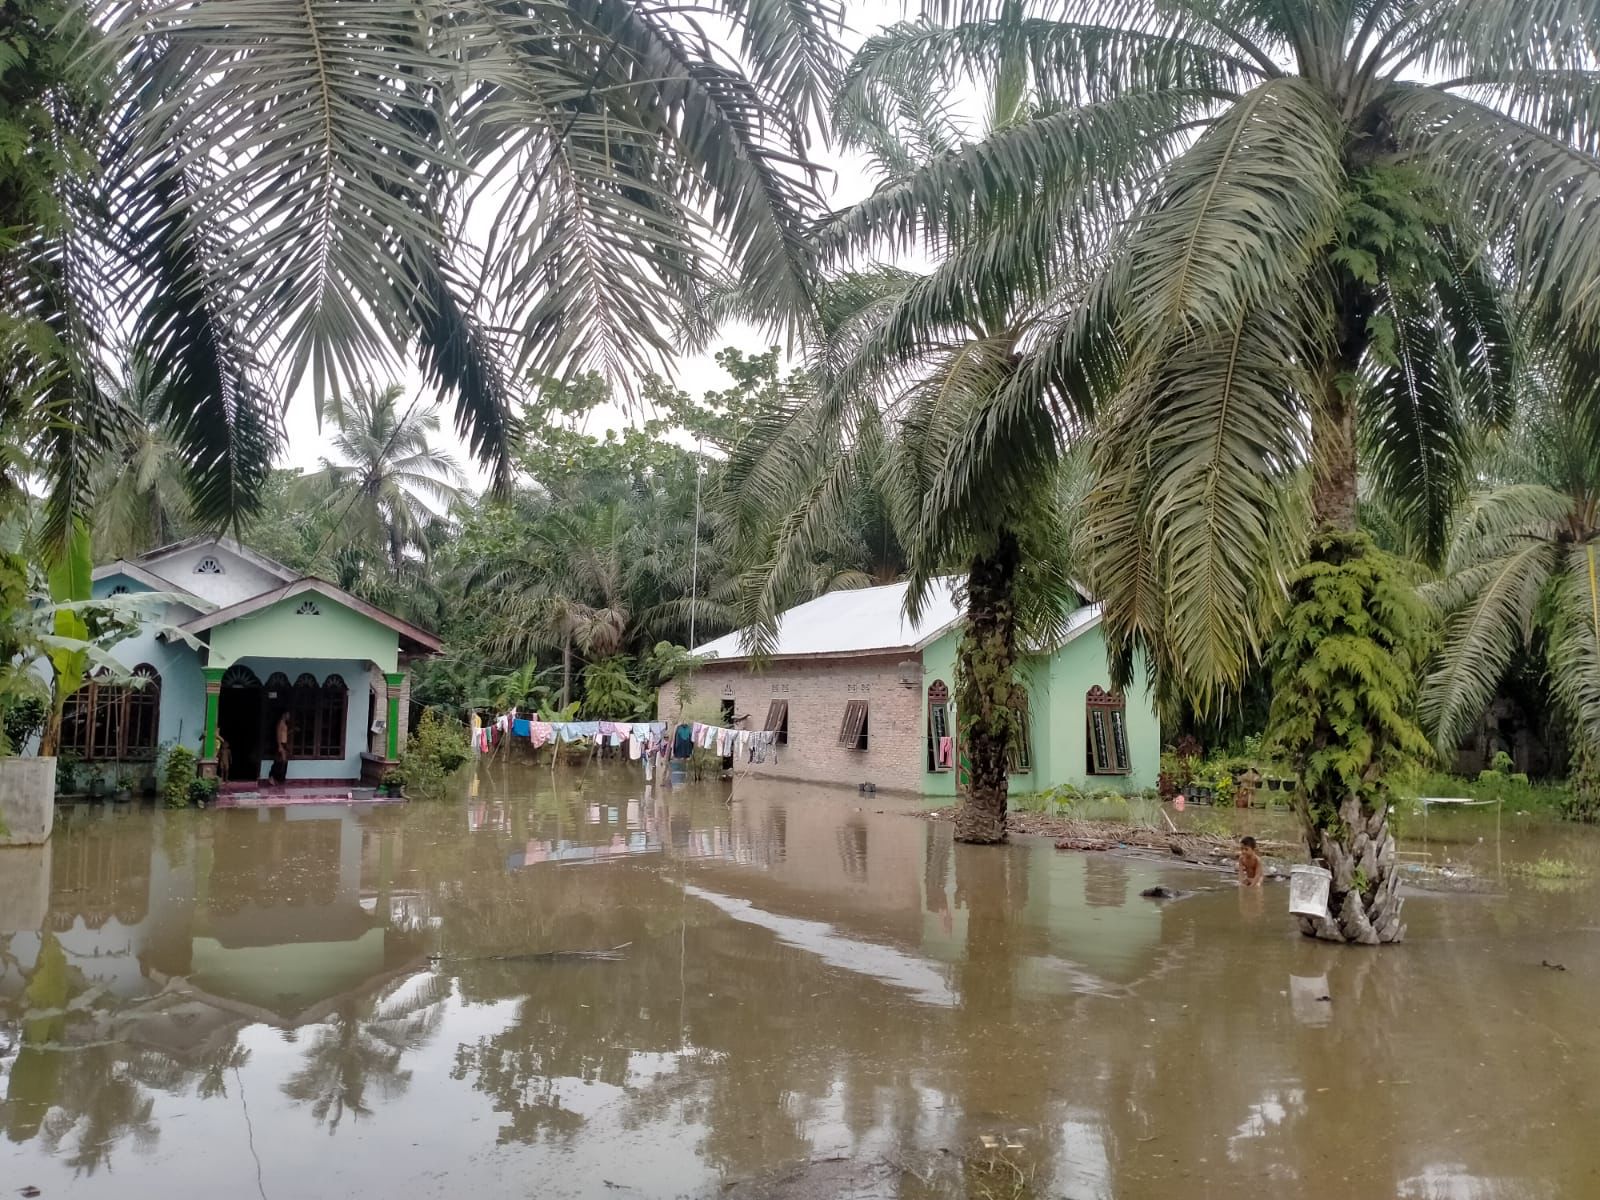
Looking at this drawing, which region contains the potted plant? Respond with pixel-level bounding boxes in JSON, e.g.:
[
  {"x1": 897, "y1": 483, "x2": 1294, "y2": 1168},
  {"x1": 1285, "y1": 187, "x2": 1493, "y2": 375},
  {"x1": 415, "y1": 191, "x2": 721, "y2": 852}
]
[
  {"x1": 87, "y1": 765, "x2": 107, "y2": 799},
  {"x1": 114, "y1": 771, "x2": 135, "y2": 802},
  {"x1": 55, "y1": 753, "x2": 82, "y2": 796},
  {"x1": 379, "y1": 767, "x2": 406, "y2": 798},
  {"x1": 187, "y1": 775, "x2": 220, "y2": 808}
]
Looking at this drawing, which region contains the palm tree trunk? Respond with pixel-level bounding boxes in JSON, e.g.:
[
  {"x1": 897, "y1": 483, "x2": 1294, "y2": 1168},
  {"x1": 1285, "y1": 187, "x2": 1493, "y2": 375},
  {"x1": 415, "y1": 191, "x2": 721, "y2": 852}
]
[
  {"x1": 1293, "y1": 291, "x2": 1408, "y2": 945},
  {"x1": 954, "y1": 530, "x2": 1022, "y2": 845},
  {"x1": 560, "y1": 633, "x2": 573, "y2": 710}
]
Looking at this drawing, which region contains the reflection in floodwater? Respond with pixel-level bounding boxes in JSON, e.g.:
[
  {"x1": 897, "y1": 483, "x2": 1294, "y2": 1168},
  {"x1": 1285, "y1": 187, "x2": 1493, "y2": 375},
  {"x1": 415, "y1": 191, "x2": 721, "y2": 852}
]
[{"x1": 1, "y1": 770, "x2": 1599, "y2": 1197}]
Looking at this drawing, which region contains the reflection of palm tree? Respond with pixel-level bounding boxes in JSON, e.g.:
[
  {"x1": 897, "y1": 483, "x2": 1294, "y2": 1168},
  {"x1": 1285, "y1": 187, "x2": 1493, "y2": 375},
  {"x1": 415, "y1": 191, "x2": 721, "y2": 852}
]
[
  {"x1": 196, "y1": 1036, "x2": 252, "y2": 1101},
  {"x1": 281, "y1": 975, "x2": 447, "y2": 1132},
  {"x1": 302, "y1": 383, "x2": 466, "y2": 574},
  {"x1": 37, "y1": 1043, "x2": 160, "y2": 1174}
]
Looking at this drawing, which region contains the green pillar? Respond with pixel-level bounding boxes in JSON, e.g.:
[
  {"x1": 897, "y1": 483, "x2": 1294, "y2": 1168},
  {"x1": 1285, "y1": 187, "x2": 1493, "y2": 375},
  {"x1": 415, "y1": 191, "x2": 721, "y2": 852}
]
[
  {"x1": 385, "y1": 672, "x2": 405, "y2": 759},
  {"x1": 201, "y1": 667, "x2": 225, "y2": 760}
]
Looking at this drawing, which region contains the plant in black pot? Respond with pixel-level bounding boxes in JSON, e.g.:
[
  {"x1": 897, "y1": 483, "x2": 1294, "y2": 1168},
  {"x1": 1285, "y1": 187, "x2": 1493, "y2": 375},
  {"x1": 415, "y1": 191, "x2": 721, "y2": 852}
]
[
  {"x1": 114, "y1": 771, "x2": 135, "y2": 802},
  {"x1": 188, "y1": 775, "x2": 220, "y2": 808},
  {"x1": 379, "y1": 767, "x2": 407, "y2": 798}
]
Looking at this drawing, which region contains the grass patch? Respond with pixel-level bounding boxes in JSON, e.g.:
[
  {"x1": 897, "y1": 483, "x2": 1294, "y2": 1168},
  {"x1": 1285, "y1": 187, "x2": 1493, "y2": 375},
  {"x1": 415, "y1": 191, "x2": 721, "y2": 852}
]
[
  {"x1": 1509, "y1": 855, "x2": 1591, "y2": 881},
  {"x1": 1395, "y1": 769, "x2": 1571, "y2": 815}
]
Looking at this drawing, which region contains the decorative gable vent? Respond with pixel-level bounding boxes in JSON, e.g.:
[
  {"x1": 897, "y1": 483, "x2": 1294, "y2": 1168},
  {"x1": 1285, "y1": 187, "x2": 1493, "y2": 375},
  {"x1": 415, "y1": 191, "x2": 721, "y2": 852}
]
[
  {"x1": 194, "y1": 556, "x2": 224, "y2": 575},
  {"x1": 295, "y1": 600, "x2": 321, "y2": 616},
  {"x1": 109, "y1": 584, "x2": 130, "y2": 596}
]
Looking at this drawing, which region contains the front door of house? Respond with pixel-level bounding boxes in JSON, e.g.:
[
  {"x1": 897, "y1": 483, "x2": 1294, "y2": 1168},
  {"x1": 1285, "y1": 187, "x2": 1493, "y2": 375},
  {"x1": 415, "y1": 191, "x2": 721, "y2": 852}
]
[{"x1": 218, "y1": 667, "x2": 265, "y2": 781}]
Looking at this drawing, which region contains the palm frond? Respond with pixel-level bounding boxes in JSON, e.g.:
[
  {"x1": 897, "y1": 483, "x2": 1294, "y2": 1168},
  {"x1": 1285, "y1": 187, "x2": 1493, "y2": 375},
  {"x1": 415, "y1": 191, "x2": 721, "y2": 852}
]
[
  {"x1": 1420, "y1": 537, "x2": 1559, "y2": 753},
  {"x1": 1390, "y1": 86, "x2": 1600, "y2": 334},
  {"x1": 1122, "y1": 76, "x2": 1345, "y2": 355}
]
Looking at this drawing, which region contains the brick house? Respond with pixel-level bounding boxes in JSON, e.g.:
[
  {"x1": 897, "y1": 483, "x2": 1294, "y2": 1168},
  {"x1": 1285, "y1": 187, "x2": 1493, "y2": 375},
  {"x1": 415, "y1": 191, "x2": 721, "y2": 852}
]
[{"x1": 657, "y1": 579, "x2": 1159, "y2": 798}]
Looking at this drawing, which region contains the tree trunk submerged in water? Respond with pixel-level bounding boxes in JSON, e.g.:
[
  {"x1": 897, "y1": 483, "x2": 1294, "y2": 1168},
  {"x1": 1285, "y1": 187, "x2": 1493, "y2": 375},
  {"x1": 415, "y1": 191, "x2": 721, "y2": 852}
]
[
  {"x1": 1279, "y1": 333, "x2": 1424, "y2": 944},
  {"x1": 954, "y1": 531, "x2": 1022, "y2": 845}
]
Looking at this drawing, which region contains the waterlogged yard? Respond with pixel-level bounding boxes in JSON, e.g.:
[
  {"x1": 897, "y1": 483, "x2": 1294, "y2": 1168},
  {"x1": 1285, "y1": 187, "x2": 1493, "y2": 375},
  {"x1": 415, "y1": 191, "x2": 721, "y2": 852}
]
[{"x1": 2, "y1": 765, "x2": 1598, "y2": 1198}]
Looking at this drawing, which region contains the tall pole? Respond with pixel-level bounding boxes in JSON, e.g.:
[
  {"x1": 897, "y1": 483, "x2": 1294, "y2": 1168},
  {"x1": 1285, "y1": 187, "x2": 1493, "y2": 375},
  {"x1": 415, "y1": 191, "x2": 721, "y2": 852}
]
[{"x1": 688, "y1": 435, "x2": 703, "y2": 650}]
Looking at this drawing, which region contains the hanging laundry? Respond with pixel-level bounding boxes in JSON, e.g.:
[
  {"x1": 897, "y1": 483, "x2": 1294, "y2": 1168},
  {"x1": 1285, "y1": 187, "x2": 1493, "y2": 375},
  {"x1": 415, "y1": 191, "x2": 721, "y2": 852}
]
[{"x1": 673, "y1": 725, "x2": 693, "y2": 759}]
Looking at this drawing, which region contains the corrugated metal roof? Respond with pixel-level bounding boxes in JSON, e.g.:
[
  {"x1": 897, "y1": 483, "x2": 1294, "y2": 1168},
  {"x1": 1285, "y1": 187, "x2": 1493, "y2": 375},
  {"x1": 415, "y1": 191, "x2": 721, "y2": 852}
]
[
  {"x1": 693, "y1": 578, "x2": 1106, "y2": 662},
  {"x1": 692, "y1": 578, "x2": 964, "y2": 661}
]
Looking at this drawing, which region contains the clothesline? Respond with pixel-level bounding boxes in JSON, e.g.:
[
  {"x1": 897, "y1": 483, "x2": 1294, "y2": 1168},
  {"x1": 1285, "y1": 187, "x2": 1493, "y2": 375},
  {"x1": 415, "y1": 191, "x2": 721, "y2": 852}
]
[
  {"x1": 678, "y1": 721, "x2": 781, "y2": 764},
  {"x1": 472, "y1": 711, "x2": 667, "y2": 755}
]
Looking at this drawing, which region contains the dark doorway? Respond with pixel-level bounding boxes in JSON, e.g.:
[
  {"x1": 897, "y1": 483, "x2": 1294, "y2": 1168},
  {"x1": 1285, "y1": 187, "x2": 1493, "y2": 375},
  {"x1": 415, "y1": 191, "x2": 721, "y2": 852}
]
[{"x1": 219, "y1": 665, "x2": 265, "y2": 781}]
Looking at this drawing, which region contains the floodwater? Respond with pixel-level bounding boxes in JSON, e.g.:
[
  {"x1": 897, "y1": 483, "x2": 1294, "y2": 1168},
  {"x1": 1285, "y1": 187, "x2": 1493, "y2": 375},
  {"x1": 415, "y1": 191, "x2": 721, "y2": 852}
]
[{"x1": 2, "y1": 766, "x2": 1598, "y2": 1200}]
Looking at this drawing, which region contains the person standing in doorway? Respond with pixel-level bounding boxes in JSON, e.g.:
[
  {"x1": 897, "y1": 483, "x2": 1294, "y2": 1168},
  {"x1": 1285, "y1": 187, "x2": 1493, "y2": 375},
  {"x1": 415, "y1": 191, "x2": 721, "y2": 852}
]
[{"x1": 270, "y1": 711, "x2": 290, "y2": 785}]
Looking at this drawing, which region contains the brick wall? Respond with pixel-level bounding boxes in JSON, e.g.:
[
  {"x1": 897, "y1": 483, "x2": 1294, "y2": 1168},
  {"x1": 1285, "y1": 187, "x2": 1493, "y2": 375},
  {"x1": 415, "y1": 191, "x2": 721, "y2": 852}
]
[{"x1": 658, "y1": 654, "x2": 925, "y2": 793}]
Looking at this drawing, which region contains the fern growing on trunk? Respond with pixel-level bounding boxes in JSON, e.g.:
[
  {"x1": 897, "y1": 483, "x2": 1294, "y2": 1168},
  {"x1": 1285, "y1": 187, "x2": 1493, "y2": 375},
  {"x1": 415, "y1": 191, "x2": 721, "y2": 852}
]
[{"x1": 1269, "y1": 533, "x2": 1433, "y2": 944}]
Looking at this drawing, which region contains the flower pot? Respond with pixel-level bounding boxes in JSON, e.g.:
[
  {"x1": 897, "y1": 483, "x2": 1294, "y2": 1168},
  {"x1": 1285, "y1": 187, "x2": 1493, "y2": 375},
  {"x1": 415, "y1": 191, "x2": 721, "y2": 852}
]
[{"x1": 114, "y1": 787, "x2": 132, "y2": 803}]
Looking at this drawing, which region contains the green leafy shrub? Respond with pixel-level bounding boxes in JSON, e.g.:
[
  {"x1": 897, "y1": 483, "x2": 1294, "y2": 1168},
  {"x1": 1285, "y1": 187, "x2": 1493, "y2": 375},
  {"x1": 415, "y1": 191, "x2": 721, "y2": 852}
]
[
  {"x1": 399, "y1": 708, "x2": 470, "y2": 797},
  {"x1": 2, "y1": 695, "x2": 46, "y2": 755},
  {"x1": 380, "y1": 766, "x2": 407, "y2": 794},
  {"x1": 580, "y1": 656, "x2": 649, "y2": 719},
  {"x1": 188, "y1": 775, "x2": 219, "y2": 806},
  {"x1": 162, "y1": 745, "x2": 197, "y2": 809}
]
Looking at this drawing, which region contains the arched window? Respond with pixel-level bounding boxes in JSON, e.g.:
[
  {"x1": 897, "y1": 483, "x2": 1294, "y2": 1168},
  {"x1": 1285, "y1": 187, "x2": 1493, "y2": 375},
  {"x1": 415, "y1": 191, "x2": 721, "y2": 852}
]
[
  {"x1": 123, "y1": 665, "x2": 161, "y2": 758},
  {"x1": 926, "y1": 680, "x2": 952, "y2": 772},
  {"x1": 1086, "y1": 686, "x2": 1131, "y2": 775},
  {"x1": 222, "y1": 664, "x2": 261, "y2": 689},
  {"x1": 317, "y1": 675, "x2": 347, "y2": 759},
  {"x1": 1008, "y1": 692, "x2": 1033, "y2": 775},
  {"x1": 56, "y1": 664, "x2": 162, "y2": 761},
  {"x1": 288, "y1": 674, "x2": 320, "y2": 758}
]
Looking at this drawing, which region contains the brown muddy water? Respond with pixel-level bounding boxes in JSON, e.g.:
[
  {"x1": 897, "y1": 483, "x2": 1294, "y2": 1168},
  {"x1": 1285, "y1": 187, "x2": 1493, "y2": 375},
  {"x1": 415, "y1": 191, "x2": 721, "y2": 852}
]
[{"x1": 2, "y1": 765, "x2": 1598, "y2": 1200}]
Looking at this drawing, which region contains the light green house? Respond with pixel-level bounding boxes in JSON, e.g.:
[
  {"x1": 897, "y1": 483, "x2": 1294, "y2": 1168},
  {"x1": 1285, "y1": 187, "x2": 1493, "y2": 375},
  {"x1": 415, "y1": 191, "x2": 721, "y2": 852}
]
[
  {"x1": 917, "y1": 599, "x2": 1161, "y2": 799},
  {"x1": 684, "y1": 578, "x2": 1159, "y2": 798},
  {"x1": 73, "y1": 537, "x2": 440, "y2": 791}
]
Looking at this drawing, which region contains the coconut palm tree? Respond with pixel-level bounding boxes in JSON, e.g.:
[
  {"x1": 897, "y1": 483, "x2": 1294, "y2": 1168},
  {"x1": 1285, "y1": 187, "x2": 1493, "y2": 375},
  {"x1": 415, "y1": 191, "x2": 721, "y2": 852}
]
[
  {"x1": 1421, "y1": 340, "x2": 1600, "y2": 817},
  {"x1": 829, "y1": 0, "x2": 1600, "y2": 938},
  {"x1": 302, "y1": 383, "x2": 466, "y2": 574},
  {"x1": 17, "y1": 0, "x2": 843, "y2": 553}
]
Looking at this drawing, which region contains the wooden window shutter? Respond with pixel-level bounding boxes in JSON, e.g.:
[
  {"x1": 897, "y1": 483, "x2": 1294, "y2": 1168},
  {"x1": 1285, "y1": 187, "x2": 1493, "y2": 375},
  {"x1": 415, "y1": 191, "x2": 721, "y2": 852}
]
[{"x1": 838, "y1": 700, "x2": 869, "y2": 750}]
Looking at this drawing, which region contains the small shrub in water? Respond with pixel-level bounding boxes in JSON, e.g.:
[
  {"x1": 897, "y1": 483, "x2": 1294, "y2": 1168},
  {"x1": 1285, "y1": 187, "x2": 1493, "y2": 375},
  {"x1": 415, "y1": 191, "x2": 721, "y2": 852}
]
[{"x1": 162, "y1": 745, "x2": 197, "y2": 809}]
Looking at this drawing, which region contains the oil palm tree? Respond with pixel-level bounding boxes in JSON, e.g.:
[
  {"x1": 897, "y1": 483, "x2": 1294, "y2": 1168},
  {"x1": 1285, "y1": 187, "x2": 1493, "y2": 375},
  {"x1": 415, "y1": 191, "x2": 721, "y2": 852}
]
[
  {"x1": 1421, "y1": 341, "x2": 1600, "y2": 816},
  {"x1": 725, "y1": 38, "x2": 1095, "y2": 842},
  {"x1": 302, "y1": 383, "x2": 466, "y2": 574},
  {"x1": 17, "y1": 0, "x2": 843, "y2": 552},
  {"x1": 830, "y1": 0, "x2": 1600, "y2": 938},
  {"x1": 89, "y1": 357, "x2": 192, "y2": 560},
  {"x1": 472, "y1": 502, "x2": 633, "y2": 708}
]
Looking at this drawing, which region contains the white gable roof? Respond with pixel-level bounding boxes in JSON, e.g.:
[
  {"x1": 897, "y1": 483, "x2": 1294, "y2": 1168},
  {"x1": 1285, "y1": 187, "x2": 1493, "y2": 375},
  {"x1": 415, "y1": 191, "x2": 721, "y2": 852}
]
[
  {"x1": 692, "y1": 577, "x2": 1106, "y2": 663},
  {"x1": 693, "y1": 579, "x2": 964, "y2": 661},
  {"x1": 134, "y1": 536, "x2": 295, "y2": 608}
]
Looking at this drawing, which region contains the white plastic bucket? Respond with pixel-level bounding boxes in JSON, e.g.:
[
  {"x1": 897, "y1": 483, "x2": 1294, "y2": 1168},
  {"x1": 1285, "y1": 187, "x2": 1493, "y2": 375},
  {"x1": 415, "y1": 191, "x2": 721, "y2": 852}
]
[{"x1": 1289, "y1": 864, "x2": 1332, "y2": 917}]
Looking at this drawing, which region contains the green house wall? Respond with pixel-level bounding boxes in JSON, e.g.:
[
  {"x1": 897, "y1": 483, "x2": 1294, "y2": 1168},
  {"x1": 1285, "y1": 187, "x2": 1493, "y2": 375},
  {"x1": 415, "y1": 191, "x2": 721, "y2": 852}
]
[
  {"x1": 918, "y1": 619, "x2": 1160, "y2": 800},
  {"x1": 206, "y1": 590, "x2": 401, "y2": 673}
]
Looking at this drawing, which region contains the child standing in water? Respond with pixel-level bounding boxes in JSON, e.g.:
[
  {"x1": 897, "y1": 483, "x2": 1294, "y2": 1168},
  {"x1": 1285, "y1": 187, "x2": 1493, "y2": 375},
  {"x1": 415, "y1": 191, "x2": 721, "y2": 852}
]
[{"x1": 1237, "y1": 836, "x2": 1265, "y2": 887}]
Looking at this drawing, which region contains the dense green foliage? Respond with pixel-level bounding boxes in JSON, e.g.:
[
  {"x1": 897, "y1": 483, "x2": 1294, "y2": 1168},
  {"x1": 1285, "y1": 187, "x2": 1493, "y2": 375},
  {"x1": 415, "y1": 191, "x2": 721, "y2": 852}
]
[
  {"x1": 398, "y1": 709, "x2": 470, "y2": 798},
  {"x1": 1269, "y1": 534, "x2": 1433, "y2": 836},
  {"x1": 161, "y1": 745, "x2": 196, "y2": 810}
]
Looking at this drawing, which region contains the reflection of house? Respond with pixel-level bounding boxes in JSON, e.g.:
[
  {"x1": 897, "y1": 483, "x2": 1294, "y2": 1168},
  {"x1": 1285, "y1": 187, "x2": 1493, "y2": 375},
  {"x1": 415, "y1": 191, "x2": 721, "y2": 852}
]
[
  {"x1": 1, "y1": 806, "x2": 428, "y2": 1028},
  {"x1": 74, "y1": 536, "x2": 440, "y2": 785},
  {"x1": 664, "y1": 579, "x2": 1159, "y2": 796}
]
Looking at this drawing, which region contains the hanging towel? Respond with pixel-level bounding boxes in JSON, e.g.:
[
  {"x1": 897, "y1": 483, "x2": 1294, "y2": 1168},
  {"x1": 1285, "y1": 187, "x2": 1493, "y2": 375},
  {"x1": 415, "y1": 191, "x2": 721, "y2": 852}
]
[{"x1": 938, "y1": 736, "x2": 953, "y2": 767}]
